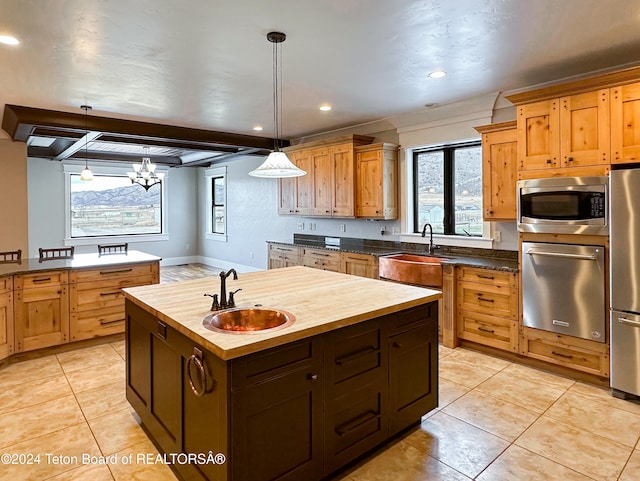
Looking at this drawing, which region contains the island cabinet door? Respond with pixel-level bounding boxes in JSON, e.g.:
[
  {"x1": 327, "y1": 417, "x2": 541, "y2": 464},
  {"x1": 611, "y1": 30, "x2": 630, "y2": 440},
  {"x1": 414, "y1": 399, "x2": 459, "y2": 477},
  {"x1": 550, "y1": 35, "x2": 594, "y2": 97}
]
[
  {"x1": 230, "y1": 338, "x2": 324, "y2": 481},
  {"x1": 323, "y1": 320, "x2": 388, "y2": 476},
  {"x1": 388, "y1": 303, "x2": 439, "y2": 436}
]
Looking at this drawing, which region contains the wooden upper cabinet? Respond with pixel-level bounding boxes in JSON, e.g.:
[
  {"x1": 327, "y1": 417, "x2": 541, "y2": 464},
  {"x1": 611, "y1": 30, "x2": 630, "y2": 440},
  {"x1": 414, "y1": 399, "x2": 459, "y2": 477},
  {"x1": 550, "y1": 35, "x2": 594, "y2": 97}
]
[
  {"x1": 559, "y1": 89, "x2": 609, "y2": 167},
  {"x1": 517, "y1": 99, "x2": 560, "y2": 170},
  {"x1": 611, "y1": 82, "x2": 640, "y2": 163},
  {"x1": 355, "y1": 143, "x2": 398, "y2": 219},
  {"x1": 293, "y1": 150, "x2": 314, "y2": 216},
  {"x1": 330, "y1": 143, "x2": 356, "y2": 217},
  {"x1": 475, "y1": 122, "x2": 517, "y2": 221},
  {"x1": 311, "y1": 147, "x2": 332, "y2": 216}
]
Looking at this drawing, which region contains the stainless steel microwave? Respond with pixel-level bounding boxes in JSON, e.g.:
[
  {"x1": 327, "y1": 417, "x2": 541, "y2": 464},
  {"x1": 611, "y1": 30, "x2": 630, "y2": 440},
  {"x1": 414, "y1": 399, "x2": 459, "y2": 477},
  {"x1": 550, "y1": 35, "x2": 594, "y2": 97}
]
[{"x1": 516, "y1": 176, "x2": 608, "y2": 235}]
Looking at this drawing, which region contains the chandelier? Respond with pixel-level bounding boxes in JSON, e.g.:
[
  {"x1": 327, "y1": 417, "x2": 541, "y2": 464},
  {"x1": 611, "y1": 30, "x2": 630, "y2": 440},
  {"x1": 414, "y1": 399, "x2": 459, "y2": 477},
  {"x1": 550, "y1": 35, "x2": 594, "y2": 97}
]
[{"x1": 127, "y1": 146, "x2": 164, "y2": 190}]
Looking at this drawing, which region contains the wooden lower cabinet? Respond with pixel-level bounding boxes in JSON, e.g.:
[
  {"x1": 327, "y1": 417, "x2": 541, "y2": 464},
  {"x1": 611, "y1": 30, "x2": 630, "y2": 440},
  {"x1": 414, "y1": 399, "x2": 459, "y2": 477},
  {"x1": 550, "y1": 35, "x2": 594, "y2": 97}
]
[
  {"x1": 14, "y1": 272, "x2": 69, "y2": 352},
  {"x1": 340, "y1": 252, "x2": 378, "y2": 279},
  {"x1": 126, "y1": 300, "x2": 438, "y2": 481},
  {"x1": 301, "y1": 247, "x2": 341, "y2": 272},
  {"x1": 268, "y1": 244, "x2": 301, "y2": 269},
  {"x1": 0, "y1": 277, "x2": 14, "y2": 360}
]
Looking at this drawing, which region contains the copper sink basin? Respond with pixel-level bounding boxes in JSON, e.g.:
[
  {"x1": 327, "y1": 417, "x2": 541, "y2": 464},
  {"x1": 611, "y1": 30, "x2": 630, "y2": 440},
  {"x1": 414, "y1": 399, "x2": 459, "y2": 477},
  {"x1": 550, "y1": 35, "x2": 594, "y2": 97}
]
[
  {"x1": 378, "y1": 254, "x2": 444, "y2": 288},
  {"x1": 203, "y1": 308, "x2": 295, "y2": 334}
]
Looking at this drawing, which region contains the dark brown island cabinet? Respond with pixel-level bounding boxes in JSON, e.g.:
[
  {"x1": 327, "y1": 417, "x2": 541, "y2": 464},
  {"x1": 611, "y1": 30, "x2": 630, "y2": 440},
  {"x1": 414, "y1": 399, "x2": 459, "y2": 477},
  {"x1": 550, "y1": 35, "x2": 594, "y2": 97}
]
[{"x1": 126, "y1": 299, "x2": 438, "y2": 481}]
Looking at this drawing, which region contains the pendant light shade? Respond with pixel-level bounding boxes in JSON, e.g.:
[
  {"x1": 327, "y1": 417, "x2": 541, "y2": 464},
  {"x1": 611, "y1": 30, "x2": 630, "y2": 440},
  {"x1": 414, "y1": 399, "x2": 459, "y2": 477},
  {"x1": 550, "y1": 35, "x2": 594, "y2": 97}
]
[
  {"x1": 80, "y1": 105, "x2": 93, "y2": 181},
  {"x1": 249, "y1": 31, "x2": 306, "y2": 178}
]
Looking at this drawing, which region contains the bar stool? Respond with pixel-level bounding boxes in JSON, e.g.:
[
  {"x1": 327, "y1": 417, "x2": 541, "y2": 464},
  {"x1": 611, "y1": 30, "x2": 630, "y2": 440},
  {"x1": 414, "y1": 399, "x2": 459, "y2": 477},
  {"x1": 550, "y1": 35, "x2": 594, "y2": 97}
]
[
  {"x1": 0, "y1": 249, "x2": 21, "y2": 263},
  {"x1": 97, "y1": 243, "x2": 128, "y2": 256},
  {"x1": 39, "y1": 246, "x2": 74, "y2": 262}
]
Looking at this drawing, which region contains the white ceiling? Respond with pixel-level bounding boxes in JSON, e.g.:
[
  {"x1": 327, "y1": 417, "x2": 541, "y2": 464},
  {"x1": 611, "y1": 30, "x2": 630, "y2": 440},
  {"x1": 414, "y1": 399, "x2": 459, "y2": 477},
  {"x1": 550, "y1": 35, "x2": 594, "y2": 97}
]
[{"x1": 2, "y1": 0, "x2": 640, "y2": 141}]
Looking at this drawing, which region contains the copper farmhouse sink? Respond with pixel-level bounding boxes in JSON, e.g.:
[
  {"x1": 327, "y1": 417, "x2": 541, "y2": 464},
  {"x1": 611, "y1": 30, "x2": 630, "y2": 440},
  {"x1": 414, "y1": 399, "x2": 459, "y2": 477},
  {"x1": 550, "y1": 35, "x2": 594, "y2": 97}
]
[
  {"x1": 378, "y1": 254, "x2": 444, "y2": 288},
  {"x1": 203, "y1": 308, "x2": 295, "y2": 334}
]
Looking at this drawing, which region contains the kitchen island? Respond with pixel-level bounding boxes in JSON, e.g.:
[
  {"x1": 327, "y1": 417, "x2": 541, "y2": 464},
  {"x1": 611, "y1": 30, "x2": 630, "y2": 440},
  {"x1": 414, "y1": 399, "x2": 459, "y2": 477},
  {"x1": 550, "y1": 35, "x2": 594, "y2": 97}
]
[{"x1": 123, "y1": 266, "x2": 441, "y2": 481}]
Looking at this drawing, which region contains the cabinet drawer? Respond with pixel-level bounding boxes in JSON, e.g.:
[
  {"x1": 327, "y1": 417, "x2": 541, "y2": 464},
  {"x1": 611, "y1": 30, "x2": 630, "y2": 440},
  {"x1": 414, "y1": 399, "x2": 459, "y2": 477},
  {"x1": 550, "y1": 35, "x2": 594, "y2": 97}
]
[
  {"x1": 16, "y1": 271, "x2": 67, "y2": 289},
  {"x1": 457, "y1": 281, "x2": 517, "y2": 319},
  {"x1": 302, "y1": 257, "x2": 341, "y2": 272},
  {"x1": 268, "y1": 244, "x2": 300, "y2": 256},
  {"x1": 71, "y1": 307, "x2": 125, "y2": 341},
  {"x1": 388, "y1": 303, "x2": 437, "y2": 336},
  {"x1": 457, "y1": 310, "x2": 518, "y2": 352},
  {"x1": 520, "y1": 329, "x2": 609, "y2": 377},
  {"x1": 71, "y1": 285, "x2": 126, "y2": 312},
  {"x1": 457, "y1": 267, "x2": 516, "y2": 287},
  {"x1": 70, "y1": 263, "x2": 156, "y2": 283},
  {"x1": 0, "y1": 276, "x2": 12, "y2": 293}
]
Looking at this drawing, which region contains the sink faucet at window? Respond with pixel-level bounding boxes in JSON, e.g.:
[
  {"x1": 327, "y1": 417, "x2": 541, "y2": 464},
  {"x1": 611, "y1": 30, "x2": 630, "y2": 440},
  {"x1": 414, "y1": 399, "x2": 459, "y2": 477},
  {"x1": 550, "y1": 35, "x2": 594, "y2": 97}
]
[{"x1": 421, "y1": 223, "x2": 437, "y2": 255}]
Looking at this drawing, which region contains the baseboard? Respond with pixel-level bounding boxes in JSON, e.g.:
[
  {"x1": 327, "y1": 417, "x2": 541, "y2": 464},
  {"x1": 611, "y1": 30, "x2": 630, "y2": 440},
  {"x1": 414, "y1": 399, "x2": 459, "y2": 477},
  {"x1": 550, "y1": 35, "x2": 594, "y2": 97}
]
[
  {"x1": 159, "y1": 255, "x2": 263, "y2": 273},
  {"x1": 159, "y1": 256, "x2": 201, "y2": 266}
]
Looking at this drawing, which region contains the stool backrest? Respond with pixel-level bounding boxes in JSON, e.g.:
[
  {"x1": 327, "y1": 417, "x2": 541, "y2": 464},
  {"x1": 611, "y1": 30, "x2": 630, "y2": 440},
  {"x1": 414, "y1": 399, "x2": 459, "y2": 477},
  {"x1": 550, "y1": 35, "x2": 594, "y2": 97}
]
[
  {"x1": 0, "y1": 250, "x2": 21, "y2": 263},
  {"x1": 39, "y1": 246, "x2": 74, "y2": 261},
  {"x1": 98, "y1": 243, "x2": 128, "y2": 256}
]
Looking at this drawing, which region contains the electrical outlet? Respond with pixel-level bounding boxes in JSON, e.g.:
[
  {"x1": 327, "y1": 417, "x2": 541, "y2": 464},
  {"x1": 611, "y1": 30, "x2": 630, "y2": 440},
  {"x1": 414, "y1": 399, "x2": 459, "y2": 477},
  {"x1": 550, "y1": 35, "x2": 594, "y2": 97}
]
[
  {"x1": 297, "y1": 222, "x2": 305, "y2": 230},
  {"x1": 340, "y1": 224, "x2": 346, "y2": 232},
  {"x1": 494, "y1": 230, "x2": 502, "y2": 242}
]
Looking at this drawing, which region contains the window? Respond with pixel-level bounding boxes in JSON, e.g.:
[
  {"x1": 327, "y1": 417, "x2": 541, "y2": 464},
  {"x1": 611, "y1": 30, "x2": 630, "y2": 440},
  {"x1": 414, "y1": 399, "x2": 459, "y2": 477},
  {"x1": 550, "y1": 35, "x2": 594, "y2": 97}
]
[
  {"x1": 211, "y1": 176, "x2": 225, "y2": 234},
  {"x1": 413, "y1": 141, "x2": 482, "y2": 236},
  {"x1": 205, "y1": 166, "x2": 227, "y2": 241},
  {"x1": 69, "y1": 173, "x2": 162, "y2": 238}
]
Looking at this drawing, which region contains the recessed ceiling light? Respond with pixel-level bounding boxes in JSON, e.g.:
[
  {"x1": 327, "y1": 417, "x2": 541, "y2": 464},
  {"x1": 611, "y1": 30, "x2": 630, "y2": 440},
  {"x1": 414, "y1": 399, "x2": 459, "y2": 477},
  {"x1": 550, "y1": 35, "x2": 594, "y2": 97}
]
[
  {"x1": 0, "y1": 35, "x2": 19, "y2": 45},
  {"x1": 319, "y1": 104, "x2": 332, "y2": 111},
  {"x1": 253, "y1": 125, "x2": 264, "y2": 131},
  {"x1": 428, "y1": 70, "x2": 447, "y2": 79}
]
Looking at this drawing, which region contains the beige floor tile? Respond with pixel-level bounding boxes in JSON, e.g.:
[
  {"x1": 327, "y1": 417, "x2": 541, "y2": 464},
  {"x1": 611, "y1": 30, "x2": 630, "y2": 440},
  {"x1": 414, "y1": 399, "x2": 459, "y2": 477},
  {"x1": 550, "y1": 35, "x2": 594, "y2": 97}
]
[
  {"x1": 439, "y1": 355, "x2": 500, "y2": 389},
  {"x1": 0, "y1": 374, "x2": 72, "y2": 415},
  {"x1": 75, "y1": 380, "x2": 131, "y2": 420},
  {"x1": 0, "y1": 423, "x2": 101, "y2": 480},
  {"x1": 516, "y1": 415, "x2": 632, "y2": 481},
  {"x1": 0, "y1": 355, "x2": 63, "y2": 388},
  {"x1": 108, "y1": 438, "x2": 179, "y2": 481},
  {"x1": 57, "y1": 344, "x2": 123, "y2": 373},
  {"x1": 349, "y1": 439, "x2": 471, "y2": 481},
  {"x1": 545, "y1": 391, "x2": 640, "y2": 448},
  {"x1": 64, "y1": 358, "x2": 125, "y2": 393},
  {"x1": 404, "y1": 411, "x2": 509, "y2": 479},
  {"x1": 501, "y1": 363, "x2": 575, "y2": 390},
  {"x1": 568, "y1": 382, "x2": 640, "y2": 416},
  {"x1": 477, "y1": 445, "x2": 594, "y2": 481},
  {"x1": 619, "y1": 448, "x2": 640, "y2": 481},
  {"x1": 46, "y1": 463, "x2": 114, "y2": 481},
  {"x1": 438, "y1": 344, "x2": 455, "y2": 359},
  {"x1": 88, "y1": 408, "x2": 148, "y2": 456},
  {"x1": 0, "y1": 394, "x2": 85, "y2": 449},
  {"x1": 442, "y1": 390, "x2": 540, "y2": 442},
  {"x1": 438, "y1": 377, "x2": 471, "y2": 408},
  {"x1": 475, "y1": 369, "x2": 568, "y2": 414},
  {"x1": 111, "y1": 340, "x2": 126, "y2": 360},
  {"x1": 445, "y1": 348, "x2": 511, "y2": 372}
]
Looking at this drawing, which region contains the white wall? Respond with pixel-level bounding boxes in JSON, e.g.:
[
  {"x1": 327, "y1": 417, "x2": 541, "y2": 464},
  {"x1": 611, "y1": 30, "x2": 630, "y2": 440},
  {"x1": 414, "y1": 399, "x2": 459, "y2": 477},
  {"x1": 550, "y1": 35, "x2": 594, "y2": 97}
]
[{"x1": 27, "y1": 157, "x2": 199, "y2": 261}]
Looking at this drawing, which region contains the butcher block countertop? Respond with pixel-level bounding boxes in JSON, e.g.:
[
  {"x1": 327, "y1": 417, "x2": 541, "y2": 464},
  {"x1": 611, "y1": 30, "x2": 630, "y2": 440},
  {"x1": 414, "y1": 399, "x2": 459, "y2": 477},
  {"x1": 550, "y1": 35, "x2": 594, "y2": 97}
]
[{"x1": 123, "y1": 266, "x2": 442, "y2": 360}]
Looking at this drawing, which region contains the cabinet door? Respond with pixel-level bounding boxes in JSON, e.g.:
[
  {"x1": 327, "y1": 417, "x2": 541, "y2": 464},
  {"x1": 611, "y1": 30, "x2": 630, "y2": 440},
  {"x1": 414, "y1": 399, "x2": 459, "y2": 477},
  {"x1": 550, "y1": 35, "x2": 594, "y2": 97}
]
[
  {"x1": 278, "y1": 176, "x2": 296, "y2": 215},
  {"x1": 356, "y1": 149, "x2": 383, "y2": 217},
  {"x1": 560, "y1": 90, "x2": 609, "y2": 167},
  {"x1": 0, "y1": 291, "x2": 13, "y2": 360},
  {"x1": 517, "y1": 99, "x2": 560, "y2": 170},
  {"x1": 611, "y1": 82, "x2": 640, "y2": 163},
  {"x1": 311, "y1": 148, "x2": 332, "y2": 216},
  {"x1": 293, "y1": 150, "x2": 314, "y2": 216},
  {"x1": 482, "y1": 128, "x2": 517, "y2": 220},
  {"x1": 330, "y1": 143, "x2": 356, "y2": 217},
  {"x1": 388, "y1": 319, "x2": 438, "y2": 436},
  {"x1": 341, "y1": 253, "x2": 377, "y2": 279},
  {"x1": 14, "y1": 285, "x2": 69, "y2": 352}
]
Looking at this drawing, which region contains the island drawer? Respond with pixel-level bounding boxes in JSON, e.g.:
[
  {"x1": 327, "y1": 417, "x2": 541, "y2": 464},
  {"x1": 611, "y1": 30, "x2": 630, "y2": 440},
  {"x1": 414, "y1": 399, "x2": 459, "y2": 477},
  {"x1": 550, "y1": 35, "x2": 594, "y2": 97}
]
[
  {"x1": 231, "y1": 337, "x2": 321, "y2": 390},
  {"x1": 70, "y1": 264, "x2": 156, "y2": 283},
  {"x1": 388, "y1": 303, "x2": 437, "y2": 337},
  {"x1": 15, "y1": 271, "x2": 67, "y2": 289}
]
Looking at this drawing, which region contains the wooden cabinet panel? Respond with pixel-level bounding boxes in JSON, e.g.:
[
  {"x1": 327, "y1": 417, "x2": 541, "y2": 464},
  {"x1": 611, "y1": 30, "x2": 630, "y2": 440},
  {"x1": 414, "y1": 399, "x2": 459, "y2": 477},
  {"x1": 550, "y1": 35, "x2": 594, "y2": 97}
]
[
  {"x1": 355, "y1": 143, "x2": 398, "y2": 219},
  {"x1": 517, "y1": 99, "x2": 560, "y2": 170},
  {"x1": 457, "y1": 310, "x2": 518, "y2": 353},
  {"x1": 456, "y1": 281, "x2": 517, "y2": 320},
  {"x1": 457, "y1": 266, "x2": 516, "y2": 288},
  {"x1": 70, "y1": 263, "x2": 156, "y2": 283},
  {"x1": 340, "y1": 253, "x2": 378, "y2": 279},
  {"x1": 15, "y1": 271, "x2": 67, "y2": 289},
  {"x1": 268, "y1": 244, "x2": 301, "y2": 269},
  {"x1": 311, "y1": 147, "x2": 332, "y2": 216},
  {"x1": 611, "y1": 82, "x2": 640, "y2": 163},
  {"x1": 301, "y1": 247, "x2": 341, "y2": 272},
  {"x1": 278, "y1": 176, "x2": 296, "y2": 215},
  {"x1": 330, "y1": 143, "x2": 356, "y2": 217},
  {"x1": 0, "y1": 291, "x2": 14, "y2": 360},
  {"x1": 293, "y1": 150, "x2": 314, "y2": 216}
]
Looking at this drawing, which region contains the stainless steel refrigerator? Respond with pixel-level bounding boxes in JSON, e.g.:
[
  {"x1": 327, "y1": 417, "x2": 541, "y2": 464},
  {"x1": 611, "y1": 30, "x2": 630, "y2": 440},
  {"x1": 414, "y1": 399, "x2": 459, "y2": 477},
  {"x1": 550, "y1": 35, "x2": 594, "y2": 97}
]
[{"x1": 610, "y1": 169, "x2": 640, "y2": 398}]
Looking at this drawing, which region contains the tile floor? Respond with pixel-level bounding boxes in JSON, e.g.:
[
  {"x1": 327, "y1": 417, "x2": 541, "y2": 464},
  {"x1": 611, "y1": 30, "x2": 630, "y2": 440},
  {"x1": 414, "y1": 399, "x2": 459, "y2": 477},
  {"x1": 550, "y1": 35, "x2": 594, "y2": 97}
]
[{"x1": 0, "y1": 264, "x2": 639, "y2": 480}]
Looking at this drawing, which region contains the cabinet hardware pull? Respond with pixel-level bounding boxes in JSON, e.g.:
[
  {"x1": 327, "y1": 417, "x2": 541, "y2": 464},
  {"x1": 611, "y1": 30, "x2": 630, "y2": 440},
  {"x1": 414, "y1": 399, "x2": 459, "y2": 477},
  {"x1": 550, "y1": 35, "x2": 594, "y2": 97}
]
[
  {"x1": 551, "y1": 350, "x2": 574, "y2": 359},
  {"x1": 618, "y1": 317, "x2": 640, "y2": 328},
  {"x1": 157, "y1": 321, "x2": 167, "y2": 340},
  {"x1": 392, "y1": 341, "x2": 403, "y2": 348},
  {"x1": 526, "y1": 250, "x2": 597, "y2": 261},
  {"x1": 100, "y1": 318, "x2": 124, "y2": 325},
  {"x1": 477, "y1": 274, "x2": 494, "y2": 280},
  {"x1": 32, "y1": 277, "x2": 52, "y2": 283},
  {"x1": 100, "y1": 291, "x2": 121, "y2": 296},
  {"x1": 477, "y1": 297, "x2": 494, "y2": 303},
  {"x1": 187, "y1": 347, "x2": 207, "y2": 397},
  {"x1": 478, "y1": 326, "x2": 495, "y2": 334},
  {"x1": 335, "y1": 346, "x2": 377, "y2": 365},
  {"x1": 308, "y1": 373, "x2": 318, "y2": 381},
  {"x1": 99, "y1": 268, "x2": 133, "y2": 274},
  {"x1": 567, "y1": 157, "x2": 574, "y2": 162},
  {"x1": 336, "y1": 410, "x2": 379, "y2": 436},
  {"x1": 546, "y1": 159, "x2": 552, "y2": 164}
]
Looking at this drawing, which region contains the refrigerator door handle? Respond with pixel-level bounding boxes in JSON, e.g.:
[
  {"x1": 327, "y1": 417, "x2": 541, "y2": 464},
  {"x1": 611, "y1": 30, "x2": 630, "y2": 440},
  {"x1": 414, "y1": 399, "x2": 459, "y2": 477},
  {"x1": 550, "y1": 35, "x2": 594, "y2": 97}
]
[
  {"x1": 525, "y1": 250, "x2": 598, "y2": 260},
  {"x1": 618, "y1": 317, "x2": 640, "y2": 328}
]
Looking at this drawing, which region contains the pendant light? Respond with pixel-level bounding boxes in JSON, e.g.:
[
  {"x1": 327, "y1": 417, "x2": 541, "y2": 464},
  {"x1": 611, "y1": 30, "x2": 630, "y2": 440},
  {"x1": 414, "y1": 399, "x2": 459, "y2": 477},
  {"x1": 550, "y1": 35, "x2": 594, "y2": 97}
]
[
  {"x1": 249, "y1": 31, "x2": 306, "y2": 178},
  {"x1": 79, "y1": 105, "x2": 94, "y2": 181},
  {"x1": 127, "y1": 146, "x2": 164, "y2": 190}
]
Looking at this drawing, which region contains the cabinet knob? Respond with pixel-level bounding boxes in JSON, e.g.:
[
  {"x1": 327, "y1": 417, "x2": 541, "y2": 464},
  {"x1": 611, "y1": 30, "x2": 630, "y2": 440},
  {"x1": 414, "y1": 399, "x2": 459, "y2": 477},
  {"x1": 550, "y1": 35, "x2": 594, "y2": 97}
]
[
  {"x1": 392, "y1": 341, "x2": 403, "y2": 348},
  {"x1": 308, "y1": 373, "x2": 318, "y2": 381},
  {"x1": 546, "y1": 159, "x2": 552, "y2": 164},
  {"x1": 567, "y1": 157, "x2": 574, "y2": 162}
]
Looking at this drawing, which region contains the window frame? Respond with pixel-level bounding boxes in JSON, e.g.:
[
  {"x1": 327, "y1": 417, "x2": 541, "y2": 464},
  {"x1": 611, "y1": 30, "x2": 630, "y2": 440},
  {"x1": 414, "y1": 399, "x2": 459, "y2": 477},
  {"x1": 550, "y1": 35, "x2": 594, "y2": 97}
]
[
  {"x1": 412, "y1": 140, "x2": 482, "y2": 236},
  {"x1": 63, "y1": 163, "x2": 169, "y2": 246},
  {"x1": 205, "y1": 166, "x2": 228, "y2": 242}
]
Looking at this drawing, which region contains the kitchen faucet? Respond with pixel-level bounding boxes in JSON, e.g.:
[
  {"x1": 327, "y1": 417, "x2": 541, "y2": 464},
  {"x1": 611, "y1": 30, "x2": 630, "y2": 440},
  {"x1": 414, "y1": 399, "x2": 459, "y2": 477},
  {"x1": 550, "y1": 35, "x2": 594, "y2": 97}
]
[
  {"x1": 219, "y1": 268, "x2": 238, "y2": 309},
  {"x1": 421, "y1": 223, "x2": 436, "y2": 255}
]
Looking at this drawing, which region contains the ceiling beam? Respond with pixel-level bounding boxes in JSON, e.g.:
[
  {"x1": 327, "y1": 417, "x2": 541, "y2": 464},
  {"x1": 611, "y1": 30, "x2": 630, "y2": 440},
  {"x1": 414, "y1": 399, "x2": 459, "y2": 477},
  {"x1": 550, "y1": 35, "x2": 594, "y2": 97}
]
[{"x1": 53, "y1": 131, "x2": 103, "y2": 161}]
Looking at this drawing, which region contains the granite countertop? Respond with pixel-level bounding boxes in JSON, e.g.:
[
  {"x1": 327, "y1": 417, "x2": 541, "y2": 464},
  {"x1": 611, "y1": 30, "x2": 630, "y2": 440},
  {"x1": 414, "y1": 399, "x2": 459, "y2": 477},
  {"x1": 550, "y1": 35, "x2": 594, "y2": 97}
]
[
  {"x1": 123, "y1": 266, "x2": 441, "y2": 360},
  {"x1": 268, "y1": 237, "x2": 519, "y2": 272},
  {"x1": 0, "y1": 250, "x2": 162, "y2": 277}
]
